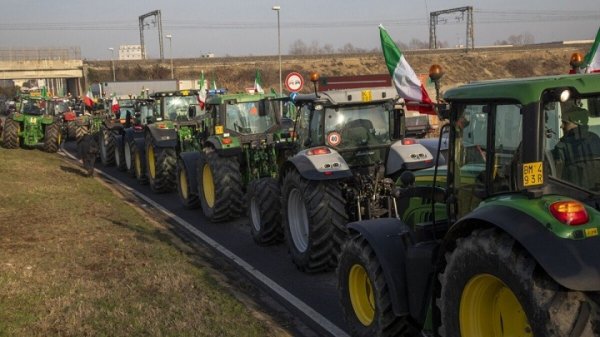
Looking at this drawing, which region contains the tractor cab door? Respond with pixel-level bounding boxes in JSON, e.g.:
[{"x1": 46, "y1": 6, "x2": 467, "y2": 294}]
[{"x1": 451, "y1": 102, "x2": 523, "y2": 218}]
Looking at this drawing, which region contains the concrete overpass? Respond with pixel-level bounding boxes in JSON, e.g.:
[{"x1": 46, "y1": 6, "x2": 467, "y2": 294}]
[{"x1": 0, "y1": 48, "x2": 84, "y2": 96}]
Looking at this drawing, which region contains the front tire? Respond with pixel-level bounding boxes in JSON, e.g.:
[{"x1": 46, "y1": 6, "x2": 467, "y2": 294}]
[
  {"x1": 197, "y1": 150, "x2": 243, "y2": 222},
  {"x1": 43, "y1": 123, "x2": 61, "y2": 153},
  {"x1": 338, "y1": 233, "x2": 420, "y2": 337},
  {"x1": 146, "y1": 135, "x2": 176, "y2": 193},
  {"x1": 177, "y1": 158, "x2": 200, "y2": 209},
  {"x1": 3, "y1": 118, "x2": 20, "y2": 149},
  {"x1": 114, "y1": 135, "x2": 127, "y2": 171},
  {"x1": 437, "y1": 228, "x2": 600, "y2": 337},
  {"x1": 99, "y1": 128, "x2": 115, "y2": 166},
  {"x1": 247, "y1": 177, "x2": 283, "y2": 245},
  {"x1": 133, "y1": 142, "x2": 148, "y2": 185},
  {"x1": 75, "y1": 125, "x2": 88, "y2": 141},
  {"x1": 282, "y1": 169, "x2": 348, "y2": 273}
]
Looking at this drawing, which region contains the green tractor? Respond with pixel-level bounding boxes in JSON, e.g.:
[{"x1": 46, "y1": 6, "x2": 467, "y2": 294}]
[
  {"x1": 337, "y1": 70, "x2": 600, "y2": 336},
  {"x1": 176, "y1": 92, "x2": 294, "y2": 222},
  {"x1": 137, "y1": 89, "x2": 204, "y2": 192},
  {"x1": 2, "y1": 94, "x2": 62, "y2": 152}
]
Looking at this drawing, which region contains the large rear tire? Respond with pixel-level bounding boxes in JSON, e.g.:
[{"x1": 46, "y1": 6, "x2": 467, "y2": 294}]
[
  {"x1": 114, "y1": 135, "x2": 127, "y2": 171},
  {"x1": 247, "y1": 177, "x2": 283, "y2": 245},
  {"x1": 124, "y1": 139, "x2": 136, "y2": 177},
  {"x1": 437, "y1": 228, "x2": 600, "y2": 337},
  {"x1": 337, "y1": 233, "x2": 420, "y2": 337},
  {"x1": 282, "y1": 169, "x2": 348, "y2": 273},
  {"x1": 66, "y1": 121, "x2": 76, "y2": 140},
  {"x1": 177, "y1": 158, "x2": 200, "y2": 209},
  {"x1": 3, "y1": 118, "x2": 20, "y2": 149},
  {"x1": 43, "y1": 123, "x2": 61, "y2": 153},
  {"x1": 197, "y1": 150, "x2": 243, "y2": 222},
  {"x1": 99, "y1": 128, "x2": 115, "y2": 166},
  {"x1": 75, "y1": 125, "x2": 88, "y2": 141},
  {"x1": 146, "y1": 135, "x2": 176, "y2": 193},
  {"x1": 133, "y1": 142, "x2": 148, "y2": 185}
]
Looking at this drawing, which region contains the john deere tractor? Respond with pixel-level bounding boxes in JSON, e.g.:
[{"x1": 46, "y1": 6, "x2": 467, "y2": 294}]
[
  {"x1": 248, "y1": 73, "x2": 435, "y2": 274},
  {"x1": 112, "y1": 98, "x2": 157, "y2": 176},
  {"x1": 337, "y1": 68, "x2": 600, "y2": 336},
  {"x1": 176, "y1": 92, "x2": 294, "y2": 222},
  {"x1": 135, "y1": 89, "x2": 204, "y2": 192},
  {"x1": 2, "y1": 94, "x2": 61, "y2": 152}
]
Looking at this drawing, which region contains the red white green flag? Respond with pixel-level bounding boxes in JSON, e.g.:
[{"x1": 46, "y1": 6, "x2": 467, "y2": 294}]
[
  {"x1": 254, "y1": 69, "x2": 264, "y2": 94},
  {"x1": 379, "y1": 25, "x2": 434, "y2": 114},
  {"x1": 198, "y1": 71, "x2": 207, "y2": 109},
  {"x1": 83, "y1": 88, "x2": 94, "y2": 108},
  {"x1": 584, "y1": 27, "x2": 600, "y2": 73}
]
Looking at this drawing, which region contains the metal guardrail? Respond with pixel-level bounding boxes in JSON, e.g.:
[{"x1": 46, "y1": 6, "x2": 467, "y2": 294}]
[{"x1": 0, "y1": 47, "x2": 81, "y2": 61}]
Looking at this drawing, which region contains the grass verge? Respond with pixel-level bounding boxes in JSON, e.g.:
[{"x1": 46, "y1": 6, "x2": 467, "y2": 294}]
[{"x1": 0, "y1": 148, "x2": 291, "y2": 337}]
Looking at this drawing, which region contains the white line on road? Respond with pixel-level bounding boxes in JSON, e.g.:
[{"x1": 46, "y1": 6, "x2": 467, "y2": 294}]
[{"x1": 59, "y1": 148, "x2": 350, "y2": 337}]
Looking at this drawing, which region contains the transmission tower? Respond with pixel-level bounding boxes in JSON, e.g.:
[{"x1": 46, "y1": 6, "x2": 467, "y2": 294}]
[
  {"x1": 429, "y1": 6, "x2": 474, "y2": 50},
  {"x1": 139, "y1": 10, "x2": 164, "y2": 60}
]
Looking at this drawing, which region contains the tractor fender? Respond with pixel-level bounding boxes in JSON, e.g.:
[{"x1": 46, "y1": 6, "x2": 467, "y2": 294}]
[
  {"x1": 286, "y1": 147, "x2": 352, "y2": 181},
  {"x1": 124, "y1": 127, "x2": 144, "y2": 143},
  {"x1": 347, "y1": 218, "x2": 413, "y2": 317},
  {"x1": 179, "y1": 152, "x2": 202, "y2": 195},
  {"x1": 146, "y1": 125, "x2": 177, "y2": 148},
  {"x1": 206, "y1": 136, "x2": 242, "y2": 157},
  {"x1": 448, "y1": 204, "x2": 600, "y2": 291},
  {"x1": 386, "y1": 140, "x2": 434, "y2": 176}
]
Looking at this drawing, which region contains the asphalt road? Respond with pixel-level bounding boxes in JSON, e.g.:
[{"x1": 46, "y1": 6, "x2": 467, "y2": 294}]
[{"x1": 60, "y1": 140, "x2": 350, "y2": 337}]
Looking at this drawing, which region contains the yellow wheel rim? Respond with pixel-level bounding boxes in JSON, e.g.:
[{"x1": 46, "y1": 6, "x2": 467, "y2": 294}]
[
  {"x1": 180, "y1": 167, "x2": 189, "y2": 200},
  {"x1": 460, "y1": 274, "x2": 532, "y2": 337},
  {"x1": 147, "y1": 145, "x2": 156, "y2": 179},
  {"x1": 202, "y1": 164, "x2": 215, "y2": 208},
  {"x1": 134, "y1": 152, "x2": 142, "y2": 177},
  {"x1": 348, "y1": 264, "x2": 375, "y2": 326}
]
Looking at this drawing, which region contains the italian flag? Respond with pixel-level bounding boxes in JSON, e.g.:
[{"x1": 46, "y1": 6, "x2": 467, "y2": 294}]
[
  {"x1": 83, "y1": 88, "x2": 94, "y2": 108},
  {"x1": 584, "y1": 27, "x2": 600, "y2": 73},
  {"x1": 254, "y1": 69, "x2": 264, "y2": 94},
  {"x1": 111, "y1": 96, "x2": 120, "y2": 114},
  {"x1": 198, "y1": 71, "x2": 207, "y2": 109},
  {"x1": 379, "y1": 25, "x2": 434, "y2": 114}
]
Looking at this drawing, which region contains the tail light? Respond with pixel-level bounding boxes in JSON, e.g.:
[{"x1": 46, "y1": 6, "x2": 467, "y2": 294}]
[
  {"x1": 549, "y1": 201, "x2": 589, "y2": 226},
  {"x1": 221, "y1": 137, "x2": 232, "y2": 145},
  {"x1": 402, "y1": 138, "x2": 416, "y2": 145},
  {"x1": 306, "y1": 147, "x2": 331, "y2": 156}
]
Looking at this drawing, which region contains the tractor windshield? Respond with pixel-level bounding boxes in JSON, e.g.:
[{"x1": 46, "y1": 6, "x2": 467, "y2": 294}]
[
  {"x1": 20, "y1": 99, "x2": 46, "y2": 115},
  {"x1": 225, "y1": 101, "x2": 277, "y2": 134},
  {"x1": 164, "y1": 95, "x2": 198, "y2": 121},
  {"x1": 544, "y1": 95, "x2": 600, "y2": 192},
  {"x1": 323, "y1": 103, "x2": 392, "y2": 149}
]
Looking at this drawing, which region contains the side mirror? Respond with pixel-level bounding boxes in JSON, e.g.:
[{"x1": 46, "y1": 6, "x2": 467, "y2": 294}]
[{"x1": 436, "y1": 103, "x2": 450, "y2": 120}]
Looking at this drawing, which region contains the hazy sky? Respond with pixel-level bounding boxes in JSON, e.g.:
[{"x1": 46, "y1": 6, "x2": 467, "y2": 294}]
[{"x1": 0, "y1": 0, "x2": 598, "y2": 60}]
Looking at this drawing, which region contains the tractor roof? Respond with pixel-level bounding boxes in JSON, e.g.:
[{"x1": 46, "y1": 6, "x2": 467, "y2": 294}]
[
  {"x1": 206, "y1": 92, "x2": 279, "y2": 105},
  {"x1": 444, "y1": 73, "x2": 600, "y2": 105},
  {"x1": 151, "y1": 89, "x2": 199, "y2": 98},
  {"x1": 293, "y1": 87, "x2": 397, "y2": 106}
]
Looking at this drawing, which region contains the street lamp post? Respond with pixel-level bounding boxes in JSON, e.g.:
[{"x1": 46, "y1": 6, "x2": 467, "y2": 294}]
[
  {"x1": 165, "y1": 34, "x2": 174, "y2": 79},
  {"x1": 272, "y1": 6, "x2": 282, "y2": 97},
  {"x1": 108, "y1": 47, "x2": 115, "y2": 81}
]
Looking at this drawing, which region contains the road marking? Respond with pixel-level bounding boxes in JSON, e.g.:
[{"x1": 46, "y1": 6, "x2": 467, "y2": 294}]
[{"x1": 58, "y1": 147, "x2": 350, "y2": 337}]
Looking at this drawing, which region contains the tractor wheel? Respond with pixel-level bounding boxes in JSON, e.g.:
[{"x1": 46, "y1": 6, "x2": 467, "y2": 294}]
[
  {"x1": 3, "y1": 118, "x2": 20, "y2": 149},
  {"x1": 75, "y1": 125, "x2": 88, "y2": 141},
  {"x1": 133, "y1": 142, "x2": 148, "y2": 185},
  {"x1": 177, "y1": 158, "x2": 200, "y2": 209},
  {"x1": 196, "y1": 150, "x2": 243, "y2": 222},
  {"x1": 282, "y1": 169, "x2": 348, "y2": 273},
  {"x1": 124, "y1": 139, "x2": 136, "y2": 177},
  {"x1": 66, "y1": 121, "x2": 77, "y2": 140},
  {"x1": 337, "y1": 233, "x2": 420, "y2": 337},
  {"x1": 437, "y1": 228, "x2": 600, "y2": 337},
  {"x1": 43, "y1": 123, "x2": 61, "y2": 153},
  {"x1": 247, "y1": 177, "x2": 283, "y2": 245},
  {"x1": 146, "y1": 135, "x2": 176, "y2": 193},
  {"x1": 114, "y1": 136, "x2": 127, "y2": 171},
  {"x1": 99, "y1": 128, "x2": 115, "y2": 166}
]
